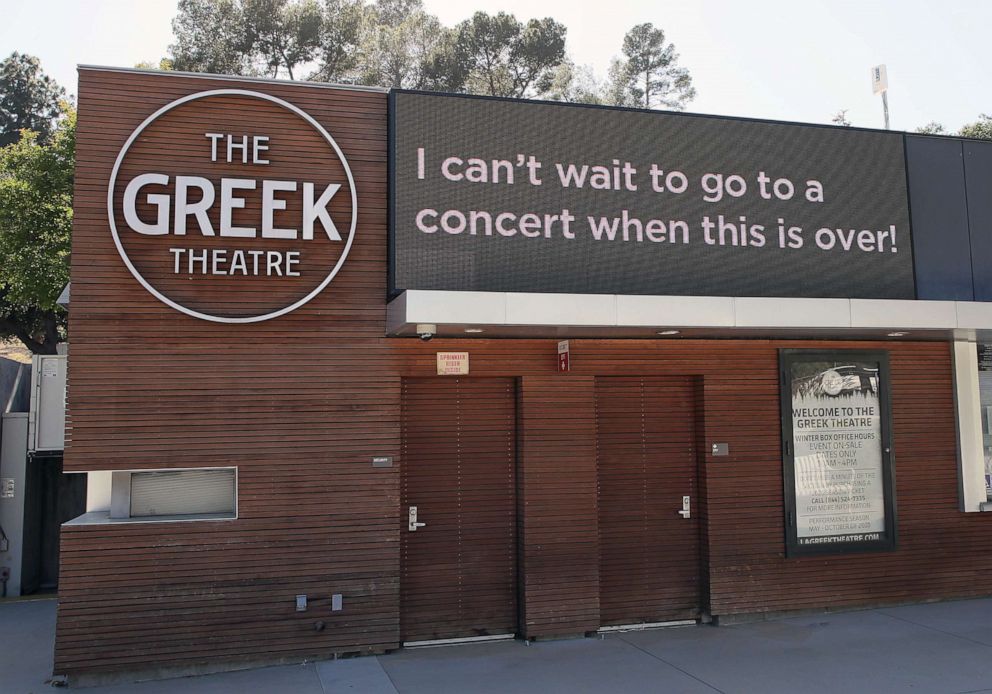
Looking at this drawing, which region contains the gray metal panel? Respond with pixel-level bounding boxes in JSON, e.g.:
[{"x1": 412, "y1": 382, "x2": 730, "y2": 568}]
[
  {"x1": 966, "y1": 140, "x2": 992, "y2": 300},
  {"x1": 0, "y1": 414, "x2": 29, "y2": 596},
  {"x1": 0, "y1": 358, "x2": 31, "y2": 414},
  {"x1": 906, "y1": 136, "x2": 973, "y2": 300}
]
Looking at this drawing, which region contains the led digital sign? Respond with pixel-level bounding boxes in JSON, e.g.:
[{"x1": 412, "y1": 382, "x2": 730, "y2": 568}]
[{"x1": 390, "y1": 92, "x2": 915, "y2": 300}]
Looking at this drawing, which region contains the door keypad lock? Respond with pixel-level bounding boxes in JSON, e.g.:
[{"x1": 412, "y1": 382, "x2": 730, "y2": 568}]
[
  {"x1": 408, "y1": 505, "x2": 426, "y2": 531},
  {"x1": 678, "y1": 495, "x2": 691, "y2": 519}
]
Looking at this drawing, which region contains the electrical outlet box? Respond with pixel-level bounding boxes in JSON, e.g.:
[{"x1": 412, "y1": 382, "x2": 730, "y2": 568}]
[
  {"x1": 331, "y1": 593, "x2": 343, "y2": 611},
  {"x1": 295, "y1": 595, "x2": 307, "y2": 612}
]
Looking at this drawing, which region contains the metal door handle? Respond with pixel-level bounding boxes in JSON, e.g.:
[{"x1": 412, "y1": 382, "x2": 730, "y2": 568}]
[
  {"x1": 408, "y1": 506, "x2": 426, "y2": 531},
  {"x1": 678, "y1": 495, "x2": 691, "y2": 519}
]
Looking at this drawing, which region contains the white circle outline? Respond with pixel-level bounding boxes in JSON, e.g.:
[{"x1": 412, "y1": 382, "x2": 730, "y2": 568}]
[{"x1": 106, "y1": 88, "x2": 358, "y2": 324}]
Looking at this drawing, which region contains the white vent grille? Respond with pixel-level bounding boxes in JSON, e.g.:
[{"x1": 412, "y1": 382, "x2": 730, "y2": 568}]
[{"x1": 129, "y1": 469, "x2": 235, "y2": 518}]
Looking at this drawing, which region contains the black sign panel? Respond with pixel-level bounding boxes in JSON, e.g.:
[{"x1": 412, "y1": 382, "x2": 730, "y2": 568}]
[
  {"x1": 780, "y1": 349, "x2": 897, "y2": 556},
  {"x1": 390, "y1": 91, "x2": 915, "y2": 299}
]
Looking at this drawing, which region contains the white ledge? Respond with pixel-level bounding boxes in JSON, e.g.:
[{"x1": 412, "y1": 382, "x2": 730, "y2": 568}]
[
  {"x1": 65, "y1": 511, "x2": 237, "y2": 526},
  {"x1": 388, "y1": 290, "x2": 991, "y2": 336}
]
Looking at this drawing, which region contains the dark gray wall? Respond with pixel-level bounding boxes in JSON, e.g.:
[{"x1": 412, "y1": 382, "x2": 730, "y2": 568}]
[
  {"x1": 0, "y1": 357, "x2": 31, "y2": 414},
  {"x1": 906, "y1": 136, "x2": 973, "y2": 300},
  {"x1": 966, "y1": 140, "x2": 992, "y2": 301},
  {"x1": 905, "y1": 135, "x2": 992, "y2": 302}
]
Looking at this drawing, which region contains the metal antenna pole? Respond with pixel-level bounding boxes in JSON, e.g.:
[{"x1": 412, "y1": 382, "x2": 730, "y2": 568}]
[{"x1": 882, "y1": 91, "x2": 890, "y2": 130}]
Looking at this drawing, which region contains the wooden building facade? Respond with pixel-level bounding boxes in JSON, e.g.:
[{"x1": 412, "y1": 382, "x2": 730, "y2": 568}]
[{"x1": 55, "y1": 67, "x2": 992, "y2": 683}]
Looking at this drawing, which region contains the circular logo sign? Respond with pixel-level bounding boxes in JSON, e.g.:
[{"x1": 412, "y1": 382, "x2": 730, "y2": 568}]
[
  {"x1": 821, "y1": 369, "x2": 844, "y2": 396},
  {"x1": 108, "y1": 89, "x2": 357, "y2": 323}
]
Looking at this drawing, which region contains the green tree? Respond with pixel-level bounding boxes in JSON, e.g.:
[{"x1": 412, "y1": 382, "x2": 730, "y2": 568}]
[
  {"x1": 169, "y1": 0, "x2": 256, "y2": 75},
  {"x1": 960, "y1": 114, "x2": 992, "y2": 140},
  {"x1": 351, "y1": 0, "x2": 458, "y2": 89},
  {"x1": 913, "y1": 117, "x2": 992, "y2": 139},
  {"x1": 416, "y1": 28, "x2": 469, "y2": 92},
  {"x1": 601, "y1": 57, "x2": 638, "y2": 107},
  {"x1": 134, "y1": 58, "x2": 175, "y2": 71},
  {"x1": 243, "y1": 0, "x2": 324, "y2": 79},
  {"x1": 0, "y1": 102, "x2": 74, "y2": 354},
  {"x1": 0, "y1": 53, "x2": 66, "y2": 147},
  {"x1": 915, "y1": 121, "x2": 947, "y2": 135},
  {"x1": 309, "y1": 0, "x2": 366, "y2": 82},
  {"x1": 170, "y1": 0, "x2": 366, "y2": 82},
  {"x1": 452, "y1": 12, "x2": 567, "y2": 98},
  {"x1": 617, "y1": 23, "x2": 695, "y2": 110},
  {"x1": 540, "y1": 60, "x2": 602, "y2": 105}
]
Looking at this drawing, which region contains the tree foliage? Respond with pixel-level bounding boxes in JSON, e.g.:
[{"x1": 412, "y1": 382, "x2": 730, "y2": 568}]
[
  {"x1": 0, "y1": 52, "x2": 66, "y2": 147},
  {"x1": 351, "y1": 0, "x2": 460, "y2": 89},
  {"x1": 169, "y1": 0, "x2": 256, "y2": 75},
  {"x1": 170, "y1": 0, "x2": 369, "y2": 81},
  {"x1": 541, "y1": 60, "x2": 602, "y2": 105},
  {"x1": 915, "y1": 121, "x2": 946, "y2": 135},
  {"x1": 134, "y1": 58, "x2": 176, "y2": 71},
  {"x1": 450, "y1": 12, "x2": 567, "y2": 98},
  {"x1": 308, "y1": 0, "x2": 366, "y2": 81},
  {"x1": 613, "y1": 23, "x2": 695, "y2": 110},
  {"x1": 243, "y1": 0, "x2": 324, "y2": 79},
  {"x1": 913, "y1": 116, "x2": 992, "y2": 139},
  {"x1": 0, "y1": 102, "x2": 73, "y2": 354},
  {"x1": 959, "y1": 114, "x2": 992, "y2": 140},
  {"x1": 164, "y1": 2, "x2": 697, "y2": 110},
  {"x1": 170, "y1": 0, "x2": 325, "y2": 79},
  {"x1": 601, "y1": 57, "x2": 639, "y2": 108}
]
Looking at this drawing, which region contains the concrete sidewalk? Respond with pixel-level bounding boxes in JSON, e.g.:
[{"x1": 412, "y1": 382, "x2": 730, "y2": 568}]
[{"x1": 5, "y1": 598, "x2": 992, "y2": 693}]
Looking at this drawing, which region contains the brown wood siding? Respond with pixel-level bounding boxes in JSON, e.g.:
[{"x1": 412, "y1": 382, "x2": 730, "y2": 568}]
[
  {"x1": 702, "y1": 344, "x2": 967, "y2": 616},
  {"x1": 58, "y1": 69, "x2": 399, "y2": 676},
  {"x1": 692, "y1": 378, "x2": 712, "y2": 616},
  {"x1": 510, "y1": 342, "x2": 973, "y2": 625},
  {"x1": 400, "y1": 377, "x2": 517, "y2": 642},
  {"x1": 517, "y1": 376, "x2": 601, "y2": 638},
  {"x1": 385, "y1": 341, "x2": 974, "y2": 632},
  {"x1": 596, "y1": 376, "x2": 701, "y2": 625},
  {"x1": 58, "y1": 67, "x2": 992, "y2": 680}
]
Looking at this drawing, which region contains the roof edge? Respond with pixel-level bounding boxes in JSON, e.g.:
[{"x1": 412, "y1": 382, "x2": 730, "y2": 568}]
[{"x1": 77, "y1": 64, "x2": 388, "y2": 94}]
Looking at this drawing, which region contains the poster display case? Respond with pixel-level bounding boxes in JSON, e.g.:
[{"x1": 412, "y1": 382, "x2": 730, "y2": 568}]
[{"x1": 780, "y1": 350, "x2": 897, "y2": 556}]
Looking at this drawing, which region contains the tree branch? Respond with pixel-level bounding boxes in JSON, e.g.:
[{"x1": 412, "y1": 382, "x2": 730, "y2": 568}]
[{"x1": 0, "y1": 316, "x2": 50, "y2": 354}]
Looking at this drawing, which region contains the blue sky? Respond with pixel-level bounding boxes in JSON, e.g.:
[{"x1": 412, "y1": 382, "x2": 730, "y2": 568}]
[{"x1": 1, "y1": 0, "x2": 987, "y2": 132}]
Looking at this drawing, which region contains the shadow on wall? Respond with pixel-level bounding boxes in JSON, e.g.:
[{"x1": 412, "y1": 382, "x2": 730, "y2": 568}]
[{"x1": 0, "y1": 357, "x2": 31, "y2": 414}]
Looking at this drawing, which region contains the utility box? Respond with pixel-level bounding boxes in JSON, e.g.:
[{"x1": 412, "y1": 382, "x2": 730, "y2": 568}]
[{"x1": 29, "y1": 355, "x2": 66, "y2": 453}]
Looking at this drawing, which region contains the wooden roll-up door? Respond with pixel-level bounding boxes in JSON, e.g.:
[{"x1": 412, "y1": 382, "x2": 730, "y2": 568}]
[
  {"x1": 596, "y1": 376, "x2": 701, "y2": 626},
  {"x1": 400, "y1": 377, "x2": 518, "y2": 643}
]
